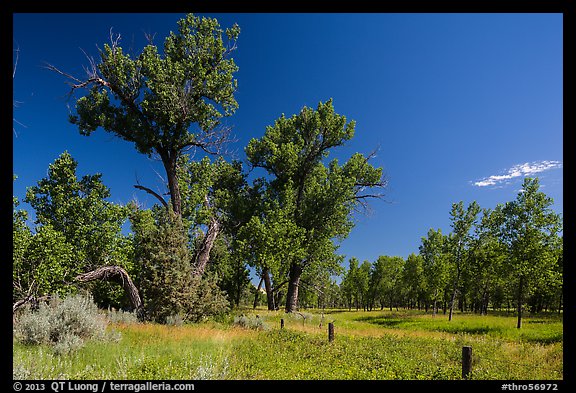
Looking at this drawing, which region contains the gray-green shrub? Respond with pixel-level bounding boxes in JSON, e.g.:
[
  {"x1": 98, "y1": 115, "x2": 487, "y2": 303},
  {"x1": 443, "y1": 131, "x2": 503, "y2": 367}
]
[
  {"x1": 13, "y1": 293, "x2": 111, "y2": 354},
  {"x1": 233, "y1": 314, "x2": 268, "y2": 330}
]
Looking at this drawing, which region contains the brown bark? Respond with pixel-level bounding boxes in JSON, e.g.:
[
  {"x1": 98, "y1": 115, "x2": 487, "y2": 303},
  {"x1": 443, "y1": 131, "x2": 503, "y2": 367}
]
[
  {"x1": 285, "y1": 263, "x2": 303, "y2": 313},
  {"x1": 517, "y1": 275, "x2": 524, "y2": 329},
  {"x1": 159, "y1": 149, "x2": 182, "y2": 217},
  {"x1": 75, "y1": 266, "x2": 144, "y2": 320},
  {"x1": 133, "y1": 184, "x2": 168, "y2": 208}
]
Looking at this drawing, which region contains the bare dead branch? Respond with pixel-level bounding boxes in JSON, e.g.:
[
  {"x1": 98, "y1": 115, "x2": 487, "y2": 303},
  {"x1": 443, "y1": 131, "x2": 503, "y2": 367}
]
[
  {"x1": 13, "y1": 45, "x2": 19, "y2": 79},
  {"x1": 143, "y1": 29, "x2": 157, "y2": 45},
  {"x1": 134, "y1": 184, "x2": 168, "y2": 208},
  {"x1": 13, "y1": 295, "x2": 51, "y2": 314}
]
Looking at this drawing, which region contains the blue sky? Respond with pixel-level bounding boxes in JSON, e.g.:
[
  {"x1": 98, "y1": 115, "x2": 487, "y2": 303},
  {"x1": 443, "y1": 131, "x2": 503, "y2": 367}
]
[{"x1": 12, "y1": 13, "x2": 563, "y2": 271}]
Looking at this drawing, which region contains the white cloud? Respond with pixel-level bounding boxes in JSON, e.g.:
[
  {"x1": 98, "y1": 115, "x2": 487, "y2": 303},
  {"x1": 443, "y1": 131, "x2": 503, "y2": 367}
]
[{"x1": 472, "y1": 160, "x2": 562, "y2": 187}]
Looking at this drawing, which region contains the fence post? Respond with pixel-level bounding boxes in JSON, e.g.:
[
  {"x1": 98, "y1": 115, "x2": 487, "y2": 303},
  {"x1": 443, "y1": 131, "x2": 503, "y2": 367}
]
[
  {"x1": 462, "y1": 346, "x2": 472, "y2": 379},
  {"x1": 280, "y1": 318, "x2": 284, "y2": 329},
  {"x1": 328, "y1": 322, "x2": 334, "y2": 342}
]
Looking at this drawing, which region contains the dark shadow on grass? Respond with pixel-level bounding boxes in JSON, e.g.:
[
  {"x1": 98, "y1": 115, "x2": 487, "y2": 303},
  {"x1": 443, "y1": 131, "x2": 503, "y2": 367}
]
[
  {"x1": 520, "y1": 332, "x2": 563, "y2": 344},
  {"x1": 353, "y1": 315, "x2": 409, "y2": 328},
  {"x1": 436, "y1": 326, "x2": 500, "y2": 335}
]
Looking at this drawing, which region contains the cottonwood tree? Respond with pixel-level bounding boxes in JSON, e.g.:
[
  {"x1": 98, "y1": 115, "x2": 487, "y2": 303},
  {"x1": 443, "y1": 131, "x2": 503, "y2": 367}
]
[
  {"x1": 419, "y1": 228, "x2": 448, "y2": 316},
  {"x1": 446, "y1": 201, "x2": 480, "y2": 321},
  {"x1": 48, "y1": 14, "x2": 241, "y2": 273},
  {"x1": 340, "y1": 257, "x2": 366, "y2": 311},
  {"x1": 496, "y1": 178, "x2": 562, "y2": 328},
  {"x1": 402, "y1": 253, "x2": 426, "y2": 310},
  {"x1": 177, "y1": 155, "x2": 248, "y2": 277},
  {"x1": 237, "y1": 196, "x2": 306, "y2": 310},
  {"x1": 465, "y1": 208, "x2": 507, "y2": 315},
  {"x1": 246, "y1": 99, "x2": 386, "y2": 312},
  {"x1": 369, "y1": 255, "x2": 405, "y2": 311}
]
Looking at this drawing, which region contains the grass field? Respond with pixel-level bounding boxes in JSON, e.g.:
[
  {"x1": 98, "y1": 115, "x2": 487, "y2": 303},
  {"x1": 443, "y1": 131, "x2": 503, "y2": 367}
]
[{"x1": 13, "y1": 308, "x2": 563, "y2": 380}]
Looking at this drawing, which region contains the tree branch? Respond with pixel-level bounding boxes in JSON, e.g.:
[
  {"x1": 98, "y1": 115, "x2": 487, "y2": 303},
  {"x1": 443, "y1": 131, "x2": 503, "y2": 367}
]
[
  {"x1": 75, "y1": 265, "x2": 144, "y2": 320},
  {"x1": 133, "y1": 184, "x2": 168, "y2": 208}
]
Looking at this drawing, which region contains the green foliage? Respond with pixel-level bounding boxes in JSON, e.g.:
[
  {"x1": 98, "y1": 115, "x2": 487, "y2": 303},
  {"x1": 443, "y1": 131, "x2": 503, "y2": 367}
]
[
  {"x1": 337, "y1": 178, "x2": 562, "y2": 317},
  {"x1": 207, "y1": 235, "x2": 251, "y2": 308},
  {"x1": 136, "y1": 209, "x2": 193, "y2": 322},
  {"x1": 245, "y1": 99, "x2": 385, "y2": 311},
  {"x1": 21, "y1": 224, "x2": 76, "y2": 297},
  {"x1": 420, "y1": 228, "x2": 449, "y2": 312},
  {"x1": 134, "y1": 208, "x2": 229, "y2": 323},
  {"x1": 19, "y1": 152, "x2": 132, "y2": 306},
  {"x1": 13, "y1": 175, "x2": 32, "y2": 299},
  {"x1": 70, "y1": 14, "x2": 239, "y2": 149},
  {"x1": 370, "y1": 255, "x2": 405, "y2": 310}
]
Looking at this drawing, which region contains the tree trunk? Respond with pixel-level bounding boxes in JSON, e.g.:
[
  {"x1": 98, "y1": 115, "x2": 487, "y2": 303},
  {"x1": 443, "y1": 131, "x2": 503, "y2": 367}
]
[
  {"x1": 285, "y1": 263, "x2": 303, "y2": 313},
  {"x1": 517, "y1": 275, "x2": 524, "y2": 329},
  {"x1": 263, "y1": 267, "x2": 276, "y2": 311},
  {"x1": 193, "y1": 215, "x2": 221, "y2": 277},
  {"x1": 161, "y1": 151, "x2": 182, "y2": 217},
  {"x1": 448, "y1": 269, "x2": 461, "y2": 321},
  {"x1": 75, "y1": 266, "x2": 145, "y2": 320}
]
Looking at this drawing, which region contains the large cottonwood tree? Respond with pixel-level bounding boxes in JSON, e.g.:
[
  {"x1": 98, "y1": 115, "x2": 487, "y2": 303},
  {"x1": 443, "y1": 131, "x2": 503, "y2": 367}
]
[
  {"x1": 446, "y1": 201, "x2": 480, "y2": 321},
  {"x1": 246, "y1": 99, "x2": 386, "y2": 312},
  {"x1": 48, "y1": 14, "x2": 240, "y2": 270}
]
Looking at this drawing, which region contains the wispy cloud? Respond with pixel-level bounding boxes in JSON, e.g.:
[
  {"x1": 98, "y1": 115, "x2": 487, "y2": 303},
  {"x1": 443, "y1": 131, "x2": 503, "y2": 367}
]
[{"x1": 472, "y1": 160, "x2": 562, "y2": 187}]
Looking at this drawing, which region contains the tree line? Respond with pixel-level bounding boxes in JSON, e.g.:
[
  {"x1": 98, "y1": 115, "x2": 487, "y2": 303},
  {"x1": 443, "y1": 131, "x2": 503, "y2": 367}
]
[{"x1": 315, "y1": 181, "x2": 562, "y2": 329}]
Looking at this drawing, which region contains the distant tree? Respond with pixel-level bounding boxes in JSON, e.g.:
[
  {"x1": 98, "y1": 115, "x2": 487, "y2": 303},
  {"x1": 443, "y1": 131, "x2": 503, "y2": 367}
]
[
  {"x1": 246, "y1": 99, "x2": 386, "y2": 312},
  {"x1": 402, "y1": 253, "x2": 426, "y2": 310},
  {"x1": 446, "y1": 201, "x2": 480, "y2": 321},
  {"x1": 496, "y1": 178, "x2": 562, "y2": 328},
  {"x1": 465, "y1": 208, "x2": 507, "y2": 315},
  {"x1": 370, "y1": 255, "x2": 404, "y2": 311},
  {"x1": 340, "y1": 258, "x2": 357, "y2": 310},
  {"x1": 419, "y1": 228, "x2": 449, "y2": 316}
]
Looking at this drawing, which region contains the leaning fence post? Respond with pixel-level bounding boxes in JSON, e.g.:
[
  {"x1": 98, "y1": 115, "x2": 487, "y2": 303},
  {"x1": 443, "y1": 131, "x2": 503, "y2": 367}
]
[
  {"x1": 328, "y1": 322, "x2": 334, "y2": 342},
  {"x1": 462, "y1": 346, "x2": 472, "y2": 379}
]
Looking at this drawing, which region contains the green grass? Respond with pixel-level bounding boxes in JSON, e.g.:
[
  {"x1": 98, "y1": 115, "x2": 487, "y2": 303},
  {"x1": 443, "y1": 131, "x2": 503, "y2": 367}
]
[{"x1": 13, "y1": 308, "x2": 563, "y2": 380}]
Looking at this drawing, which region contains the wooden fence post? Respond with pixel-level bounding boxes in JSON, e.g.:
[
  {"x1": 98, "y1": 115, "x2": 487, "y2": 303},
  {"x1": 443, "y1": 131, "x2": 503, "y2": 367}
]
[
  {"x1": 328, "y1": 322, "x2": 334, "y2": 342},
  {"x1": 462, "y1": 346, "x2": 472, "y2": 379},
  {"x1": 280, "y1": 318, "x2": 284, "y2": 329}
]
